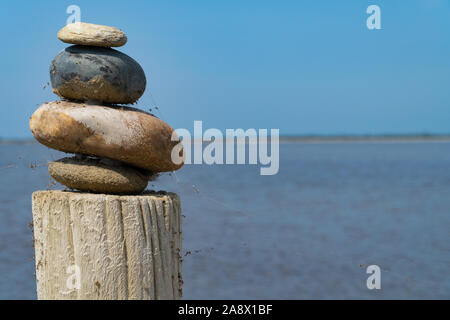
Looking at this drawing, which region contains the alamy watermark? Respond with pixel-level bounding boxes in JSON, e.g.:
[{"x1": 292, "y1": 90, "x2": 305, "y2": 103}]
[
  {"x1": 66, "y1": 5, "x2": 81, "y2": 25},
  {"x1": 366, "y1": 5, "x2": 381, "y2": 30},
  {"x1": 366, "y1": 265, "x2": 381, "y2": 290},
  {"x1": 61, "y1": 264, "x2": 81, "y2": 294},
  {"x1": 171, "y1": 121, "x2": 280, "y2": 176}
]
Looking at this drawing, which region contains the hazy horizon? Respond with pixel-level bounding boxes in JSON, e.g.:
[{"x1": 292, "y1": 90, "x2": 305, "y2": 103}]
[{"x1": 2, "y1": 132, "x2": 450, "y2": 143}]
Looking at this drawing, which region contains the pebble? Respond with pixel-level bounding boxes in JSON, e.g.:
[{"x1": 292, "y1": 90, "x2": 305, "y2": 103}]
[
  {"x1": 57, "y1": 22, "x2": 127, "y2": 47},
  {"x1": 50, "y1": 45, "x2": 146, "y2": 104},
  {"x1": 30, "y1": 101, "x2": 184, "y2": 173},
  {"x1": 49, "y1": 157, "x2": 150, "y2": 194}
]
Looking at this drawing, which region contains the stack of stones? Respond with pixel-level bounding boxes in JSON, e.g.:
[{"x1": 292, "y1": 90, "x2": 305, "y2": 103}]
[{"x1": 30, "y1": 22, "x2": 183, "y2": 194}]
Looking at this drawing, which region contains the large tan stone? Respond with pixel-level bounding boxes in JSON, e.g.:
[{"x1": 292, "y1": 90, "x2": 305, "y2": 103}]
[
  {"x1": 57, "y1": 22, "x2": 127, "y2": 47},
  {"x1": 30, "y1": 101, "x2": 184, "y2": 173},
  {"x1": 48, "y1": 157, "x2": 151, "y2": 194}
]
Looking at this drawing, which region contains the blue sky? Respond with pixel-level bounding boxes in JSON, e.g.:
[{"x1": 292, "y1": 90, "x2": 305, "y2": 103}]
[{"x1": 0, "y1": 0, "x2": 449, "y2": 138}]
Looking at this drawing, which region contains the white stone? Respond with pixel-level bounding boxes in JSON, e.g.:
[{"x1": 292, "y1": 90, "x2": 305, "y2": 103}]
[{"x1": 57, "y1": 22, "x2": 127, "y2": 47}]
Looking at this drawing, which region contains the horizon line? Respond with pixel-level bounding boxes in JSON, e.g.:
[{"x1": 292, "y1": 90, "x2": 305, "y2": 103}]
[{"x1": 2, "y1": 133, "x2": 450, "y2": 145}]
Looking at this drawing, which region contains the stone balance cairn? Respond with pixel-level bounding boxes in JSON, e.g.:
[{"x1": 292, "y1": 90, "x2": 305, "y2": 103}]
[{"x1": 29, "y1": 22, "x2": 184, "y2": 300}]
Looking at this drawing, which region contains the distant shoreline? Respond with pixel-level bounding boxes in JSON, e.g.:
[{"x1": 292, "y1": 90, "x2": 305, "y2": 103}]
[
  {"x1": 0, "y1": 139, "x2": 37, "y2": 145},
  {"x1": 278, "y1": 135, "x2": 450, "y2": 143},
  {"x1": 2, "y1": 135, "x2": 450, "y2": 145}
]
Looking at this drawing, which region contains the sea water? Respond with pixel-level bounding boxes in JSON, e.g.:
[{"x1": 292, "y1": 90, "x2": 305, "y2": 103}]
[{"x1": 0, "y1": 141, "x2": 449, "y2": 299}]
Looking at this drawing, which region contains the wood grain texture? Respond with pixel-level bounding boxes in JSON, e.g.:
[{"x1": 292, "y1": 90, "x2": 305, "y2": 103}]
[{"x1": 32, "y1": 190, "x2": 182, "y2": 300}]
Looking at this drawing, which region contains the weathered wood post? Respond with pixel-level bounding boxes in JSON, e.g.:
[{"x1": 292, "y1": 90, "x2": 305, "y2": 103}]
[{"x1": 32, "y1": 190, "x2": 182, "y2": 300}]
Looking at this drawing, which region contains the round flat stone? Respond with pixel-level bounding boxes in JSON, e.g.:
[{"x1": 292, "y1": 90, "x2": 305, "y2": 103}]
[
  {"x1": 57, "y1": 22, "x2": 127, "y2": 47},
  {"x1": 49, "y1": 157, "x2": 150, "y2": 194},
  {"x1": 50, "y1": 45, "x2": 146, "y2": 104},
  {"x1": 30, "y1": 101, "x2": 184, "y2": 173}
]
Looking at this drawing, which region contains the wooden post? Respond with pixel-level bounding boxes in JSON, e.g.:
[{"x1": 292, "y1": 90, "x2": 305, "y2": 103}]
[{"x1": 31, "y1": 190, "x2": 182, "y2": 300}]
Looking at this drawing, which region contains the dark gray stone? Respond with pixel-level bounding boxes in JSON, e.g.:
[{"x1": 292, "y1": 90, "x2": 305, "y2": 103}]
[{"x1": 50, "y1": 45, "x2": 146, "y2": 104}]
